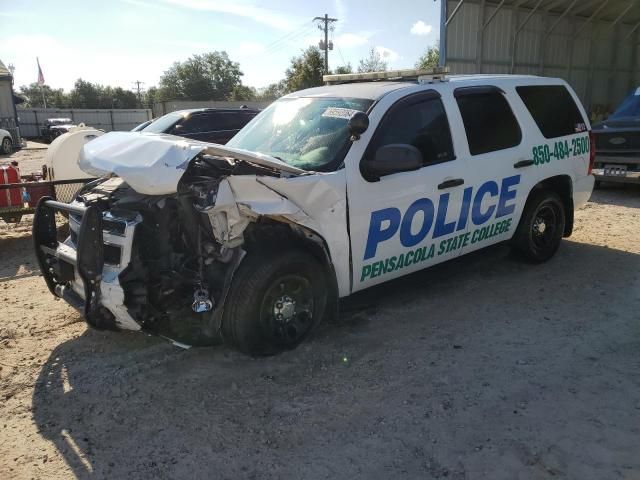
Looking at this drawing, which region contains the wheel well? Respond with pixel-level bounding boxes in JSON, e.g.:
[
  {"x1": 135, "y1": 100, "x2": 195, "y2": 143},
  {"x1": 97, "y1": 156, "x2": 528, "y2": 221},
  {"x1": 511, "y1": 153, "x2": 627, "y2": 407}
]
[
  {"x1": 531, "y1": 175, "x2": 574, "y2": 237},
  {"x1": 243, "y1": 219, "x2": 339, "y2": 321}
]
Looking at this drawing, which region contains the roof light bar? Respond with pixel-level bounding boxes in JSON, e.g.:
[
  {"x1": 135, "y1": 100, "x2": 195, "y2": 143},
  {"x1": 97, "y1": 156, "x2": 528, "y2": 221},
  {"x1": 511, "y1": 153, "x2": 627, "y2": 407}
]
[{"x1": 323, "y1": 66, "x2": 449, "y2": 85}]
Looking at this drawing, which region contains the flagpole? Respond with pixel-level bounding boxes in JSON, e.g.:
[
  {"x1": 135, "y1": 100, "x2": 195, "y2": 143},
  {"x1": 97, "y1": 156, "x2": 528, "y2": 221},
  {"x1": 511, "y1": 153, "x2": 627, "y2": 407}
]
[
  {"x1": 36, "y1": 57, "x2": 47, "y2": 109},
  {"x1": 40, "y1": 85, "x2": 47, "y2": 109}
]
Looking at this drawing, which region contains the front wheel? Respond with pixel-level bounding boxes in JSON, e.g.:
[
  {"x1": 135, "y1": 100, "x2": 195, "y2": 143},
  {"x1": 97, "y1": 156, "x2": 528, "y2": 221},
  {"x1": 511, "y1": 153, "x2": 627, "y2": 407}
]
[
  {"x1": 512, "y1": 190, "x2": 566, "y2": 263},
  {"x1": 222, "y1": 250, "x2": 327, "y2": 356}
]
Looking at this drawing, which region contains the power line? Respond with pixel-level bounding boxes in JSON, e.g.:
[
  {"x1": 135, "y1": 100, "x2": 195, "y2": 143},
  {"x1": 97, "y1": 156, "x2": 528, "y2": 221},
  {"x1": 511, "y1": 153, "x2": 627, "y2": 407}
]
[
  {"x1": 261, "y1": 24, "x2": 317, "y2": 57},
  {"x1": 314, "y1": 14, "x2": 338, "y2": 73},
  {"x1": 261, "y1": 21, "x2": 314, "y2": 54}
]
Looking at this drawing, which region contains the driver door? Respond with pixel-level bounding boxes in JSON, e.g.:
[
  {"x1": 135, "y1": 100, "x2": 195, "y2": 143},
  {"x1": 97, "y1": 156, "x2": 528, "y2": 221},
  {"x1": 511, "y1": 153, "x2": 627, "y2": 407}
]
[{"x1": 346, "y1": 90, "x2": 469, "y2": 292}]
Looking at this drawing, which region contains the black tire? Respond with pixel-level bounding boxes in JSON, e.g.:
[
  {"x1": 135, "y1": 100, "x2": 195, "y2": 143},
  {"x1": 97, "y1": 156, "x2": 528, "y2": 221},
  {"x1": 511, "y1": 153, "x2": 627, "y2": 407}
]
[
  {"x1": 222, "y1": 250, "x2": 327, "y2": 356},
  {"x1": 1, "y1": 137, "x2": 12, "y2": 155},
  {"x1": 512, "y1": 190, "x2": 566, "y2": 263}
]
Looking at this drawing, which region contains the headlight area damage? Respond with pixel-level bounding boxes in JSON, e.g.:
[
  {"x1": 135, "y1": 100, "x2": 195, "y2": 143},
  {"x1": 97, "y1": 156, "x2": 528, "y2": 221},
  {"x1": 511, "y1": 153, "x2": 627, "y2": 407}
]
[{"x1": 33, "y1": 133, "x2": 343, "y2": 350}]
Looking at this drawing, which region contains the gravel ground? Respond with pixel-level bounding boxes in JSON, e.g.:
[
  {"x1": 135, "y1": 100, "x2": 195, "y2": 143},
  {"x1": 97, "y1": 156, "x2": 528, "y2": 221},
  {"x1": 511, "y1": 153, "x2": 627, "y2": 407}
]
[
  {"x1": 0, "y1": 145, "x2": 639, "y2": 479},
  {"x1": 0, "y1": 141, "x2": 48, "y2": 176}
]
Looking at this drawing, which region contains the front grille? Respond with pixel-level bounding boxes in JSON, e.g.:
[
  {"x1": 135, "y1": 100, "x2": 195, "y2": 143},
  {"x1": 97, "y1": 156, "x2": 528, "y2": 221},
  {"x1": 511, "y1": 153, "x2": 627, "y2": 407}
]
[{"x1": 595, "y1": 131, "x2": 640, "y2": 151}]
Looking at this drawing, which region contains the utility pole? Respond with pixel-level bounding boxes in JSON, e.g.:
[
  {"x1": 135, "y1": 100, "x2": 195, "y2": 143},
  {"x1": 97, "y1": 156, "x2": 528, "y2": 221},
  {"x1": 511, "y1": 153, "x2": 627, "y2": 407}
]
[
  {"x1": 314, "y1": 14, "x2": 337, "y2": 74},
  {"x1": 133, "y1": 80, "x2": 145, "y2": 108}
]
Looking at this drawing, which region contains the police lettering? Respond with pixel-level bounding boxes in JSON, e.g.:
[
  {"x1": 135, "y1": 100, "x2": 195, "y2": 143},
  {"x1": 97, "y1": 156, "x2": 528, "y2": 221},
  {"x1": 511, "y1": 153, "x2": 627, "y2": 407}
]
[{"x1": 364, "y1": 175, "x2": 520, "y2": 260}]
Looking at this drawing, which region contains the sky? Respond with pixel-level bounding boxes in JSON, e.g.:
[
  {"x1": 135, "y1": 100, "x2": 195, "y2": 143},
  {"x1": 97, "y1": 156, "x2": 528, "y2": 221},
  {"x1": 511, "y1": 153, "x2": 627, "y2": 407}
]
[{"x1": 0, "y1": 0, "x2": 441, "y2": 93}]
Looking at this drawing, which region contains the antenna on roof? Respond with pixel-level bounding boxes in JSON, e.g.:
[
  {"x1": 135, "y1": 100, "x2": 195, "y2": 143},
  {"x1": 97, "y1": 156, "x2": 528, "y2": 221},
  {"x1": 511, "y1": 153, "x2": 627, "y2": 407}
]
[{"x1": 323, "y1": 66, "x2": 449, "y2": 85}]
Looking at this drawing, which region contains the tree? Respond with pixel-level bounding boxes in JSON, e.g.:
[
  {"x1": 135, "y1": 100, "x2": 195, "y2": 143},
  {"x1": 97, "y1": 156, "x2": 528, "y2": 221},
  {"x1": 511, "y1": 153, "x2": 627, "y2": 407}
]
[
  {"x1": 257, "y1": 81, "x2": 287, "y2": 100},
  {"x1": 144, "y1": 86, "x2": 158, "y2": 109},
  {"x1": 68, "y1": 79, "x2": 102, "y2": 108},
  {"x1": 284, "y1": 47, "x2": 324, "y2": 93},
  {"x1": 230, "y1": 85, "x2": 257, "y2": 101},
  {"x1": 357, "y1": 48, "x2": 388, "y2": 73},
  {"x1": 158, "y1": 51, "x2": 243, "y2": 101},
  {"x1": 415, "y1": 44, "x2": 440, "y2": 70},
  {"x1": 333, "y1": 63, "x2": 353, "y2": 74},
  {"x1": 18, "y1": 83, "x2": 68, "y2": 108}
]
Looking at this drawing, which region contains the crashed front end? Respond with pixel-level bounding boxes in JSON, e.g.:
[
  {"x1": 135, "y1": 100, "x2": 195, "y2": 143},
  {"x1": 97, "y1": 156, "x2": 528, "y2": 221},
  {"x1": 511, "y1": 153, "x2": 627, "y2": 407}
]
[{"x1": 33, "y1": 132, "x2": 344, "y2": 345}]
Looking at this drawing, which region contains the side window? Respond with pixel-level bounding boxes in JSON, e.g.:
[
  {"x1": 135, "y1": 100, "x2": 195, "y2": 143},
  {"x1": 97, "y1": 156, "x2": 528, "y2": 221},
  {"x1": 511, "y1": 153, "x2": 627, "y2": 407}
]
[
  {"x1": 179, "y1": 114, "x2": 207, "y2": 134},
  {"x1": 373, "y1": 97, "x2": 455, "y2": 166},
  {"x1": 216, "y1": 112, "x2": 255, "y2": 130},
  {"x1": 455, "y1": 89, "x2": 522, "y2": 155},
  {"x1": 516, "y1": 85, "x2": 587, "y2": 138}
]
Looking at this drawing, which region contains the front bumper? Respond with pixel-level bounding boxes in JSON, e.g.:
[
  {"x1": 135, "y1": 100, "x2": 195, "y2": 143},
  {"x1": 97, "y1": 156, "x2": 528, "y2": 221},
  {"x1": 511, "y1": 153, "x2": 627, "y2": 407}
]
[
  {"x1": 32, "y1": 197, "x2": 142, "y2": 330},
  {"x1": 593, "y1": 154, "x2": 640, "y2": 184},
  {"x1": 592, "y1": 168, "x2": 640, "y2": 184}
]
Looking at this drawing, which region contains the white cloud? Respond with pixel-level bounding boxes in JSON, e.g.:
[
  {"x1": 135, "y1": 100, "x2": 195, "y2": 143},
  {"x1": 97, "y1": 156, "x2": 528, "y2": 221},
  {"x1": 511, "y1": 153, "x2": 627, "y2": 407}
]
[
  {"x1": 375, "y1": 46, "x2": 399, "y2": 63},
  {"x1": 160, "y1": 0, "x2": 299, "y2": 31},
  {"x1": 335, "y1": 32, "x2": 370, "y2": 48},
  {"x1": 410, "y1": 20, "x2": 433, "y2": 36},
  {"x1": 0, "y1": 34, "x2": 173, "y2": 91}
]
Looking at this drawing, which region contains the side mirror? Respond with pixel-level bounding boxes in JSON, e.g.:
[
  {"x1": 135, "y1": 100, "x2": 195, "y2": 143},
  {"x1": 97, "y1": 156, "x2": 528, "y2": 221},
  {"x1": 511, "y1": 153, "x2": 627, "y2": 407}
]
[
  {"x1": 348, "y1": 111, "x2": 369, "y2": 140},
  {"x1": 366, "y1": 144, "x2": 423, "y2": 178},
  {"x1": 172, "y1": 124, "x2": 184, "y2": 134}
]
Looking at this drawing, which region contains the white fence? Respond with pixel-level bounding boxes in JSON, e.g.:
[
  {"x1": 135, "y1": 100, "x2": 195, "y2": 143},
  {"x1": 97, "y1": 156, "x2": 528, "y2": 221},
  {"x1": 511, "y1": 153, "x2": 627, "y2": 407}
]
[
  {"x1": 17, "y1": 108, "x2": 153, "y2": 137},
  {"x1": 152, "y1": 100, "x2": 271, "y2": 117}
]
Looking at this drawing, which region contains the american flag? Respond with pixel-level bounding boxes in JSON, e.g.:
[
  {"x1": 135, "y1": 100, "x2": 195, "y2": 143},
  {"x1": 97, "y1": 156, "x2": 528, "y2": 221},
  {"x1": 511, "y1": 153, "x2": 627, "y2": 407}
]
[{"x1": 37, "y1": 57, "x2": 45, "y2": 85}]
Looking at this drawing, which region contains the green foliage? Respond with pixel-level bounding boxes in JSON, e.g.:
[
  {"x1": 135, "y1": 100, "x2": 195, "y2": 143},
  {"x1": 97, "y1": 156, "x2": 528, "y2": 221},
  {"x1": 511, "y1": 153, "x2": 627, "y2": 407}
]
[
  {"x1": 284, "y1": 47, "x2": 324, "y2": 93},
  {"x1": 357, "y1": 48, "x2": 388, "y2": 73},
  {"x1": 18, "y1": 83, "x2": 68, "y2": 108},
  {"x1": 257, "y1": 81, "x2": 288, "y2": 100},
  {"x1": 333, "y1": 63, "x2": 353, "y2": 74},
  {"x1": 415, "y1": 44, "x2": 440, "y2": 70},
  {"x1": 157, "y1": 51, "x2": 243, "y2": 101},
  {"x1": 230, "y1": 85, "x2": 257, "y2": 101},
  {"x1": 19, "y1": 79, "x2": 140, "y2": 109},
  {"x1": 144, "y1": 86, "x2": 158, "y2": 109}
]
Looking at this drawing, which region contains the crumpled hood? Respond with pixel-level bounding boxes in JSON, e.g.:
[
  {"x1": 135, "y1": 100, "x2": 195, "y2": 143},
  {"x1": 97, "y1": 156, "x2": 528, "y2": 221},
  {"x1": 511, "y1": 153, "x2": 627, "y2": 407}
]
[{"x1": 78, "y1": 131, "x2": 306, "y2": 195}]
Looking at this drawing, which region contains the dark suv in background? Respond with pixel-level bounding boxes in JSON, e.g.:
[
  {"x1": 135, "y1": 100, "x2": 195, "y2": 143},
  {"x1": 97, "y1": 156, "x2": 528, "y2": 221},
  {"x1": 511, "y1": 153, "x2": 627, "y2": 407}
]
[
  {"x1": 140, "y1": 107, "x2": 260, "y2": 144},
  {"x1": 592, "y1": 89, "x2": 640, "y2": 185}
]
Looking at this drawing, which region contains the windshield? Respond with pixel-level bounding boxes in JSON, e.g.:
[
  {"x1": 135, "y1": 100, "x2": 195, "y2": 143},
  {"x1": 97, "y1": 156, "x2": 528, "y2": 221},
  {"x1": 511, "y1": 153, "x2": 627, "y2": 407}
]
[
  {"x1": 226, "y1": 97, "x2": 373, "y2": 171},
  {"x1": 142, "y1": 112, "x2": 184, "y2": 133},
  {"x1": 609, "y1": 89, "x2": 640, "y2": 119}
]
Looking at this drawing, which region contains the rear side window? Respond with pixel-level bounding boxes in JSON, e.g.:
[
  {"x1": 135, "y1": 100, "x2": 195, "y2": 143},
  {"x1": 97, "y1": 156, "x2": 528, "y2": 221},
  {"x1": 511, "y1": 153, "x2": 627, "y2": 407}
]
[
  {"x1": 516, "y1": 85, "x2": 586, "y2": 138},
  {"x1": 216, "y1": 112, "x2": 256, "y2": 130},
  {"x1": 180, "y1": 114, "x2": 207, "y2": 133},
  {"x1": 373, "y1": 97, "x2": 455, "y2": 166},
  {"x1": 455, "y1": 89, "x2": 522, "y2": 155}
]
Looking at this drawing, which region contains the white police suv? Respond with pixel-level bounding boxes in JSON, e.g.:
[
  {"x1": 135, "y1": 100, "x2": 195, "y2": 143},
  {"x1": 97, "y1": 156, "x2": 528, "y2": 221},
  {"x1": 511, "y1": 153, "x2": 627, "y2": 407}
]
[{"x1": 34, "y1": 68, "x2": 595, "y2": 355}]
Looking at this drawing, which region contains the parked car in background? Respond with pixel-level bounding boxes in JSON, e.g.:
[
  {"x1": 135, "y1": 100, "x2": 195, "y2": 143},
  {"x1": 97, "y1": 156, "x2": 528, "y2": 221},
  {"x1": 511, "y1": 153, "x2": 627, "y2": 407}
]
[
  {"x1": 140, "y1": 107, "x2": 260, "y2": 144},
  {"x1": 131, "y1": 119, "x2": 153, "y2": 131},
  {"x1": 0, "y1": 128, "x2": 13, "y2": 154},
  {"x1": 592, "y1": 88, "x2": 640, "y2": 185},
  {"x1": 41, "y1": 118, "x2": 77, "y2": 143}
]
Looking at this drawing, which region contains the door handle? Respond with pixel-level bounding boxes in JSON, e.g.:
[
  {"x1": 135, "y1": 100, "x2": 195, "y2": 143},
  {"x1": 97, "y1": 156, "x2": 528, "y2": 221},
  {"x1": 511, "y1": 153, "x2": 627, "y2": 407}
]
[
  {"x1": 437, "y1": 178, "x2": 464, "y2": 189},
  {"x1": 514, "y1": 159, "x2": 535, "y2": 168}
]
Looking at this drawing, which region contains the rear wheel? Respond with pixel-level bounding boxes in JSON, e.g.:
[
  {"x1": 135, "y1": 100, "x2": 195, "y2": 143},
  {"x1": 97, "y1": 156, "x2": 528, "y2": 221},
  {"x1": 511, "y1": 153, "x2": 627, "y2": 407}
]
[
  {"x1": 222, "y1": 250, "x2": 327, "y2": 356},
  {"x1": 1, "y1": 137, "x2": 12, "y2": 154},
  {"x1": 512, "y1": 190, "x2": 566, "y2": 263}
]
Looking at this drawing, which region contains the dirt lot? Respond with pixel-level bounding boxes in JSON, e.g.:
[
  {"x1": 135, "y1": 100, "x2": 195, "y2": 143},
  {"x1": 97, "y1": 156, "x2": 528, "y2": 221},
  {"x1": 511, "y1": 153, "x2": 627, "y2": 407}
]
[{"x1": 0, "y1": 144, "x2": 639, "y2": 479}]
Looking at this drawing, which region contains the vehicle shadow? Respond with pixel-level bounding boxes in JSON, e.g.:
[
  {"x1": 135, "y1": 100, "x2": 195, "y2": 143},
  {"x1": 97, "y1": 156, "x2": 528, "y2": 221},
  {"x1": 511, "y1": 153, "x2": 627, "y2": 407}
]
[
  {"x1": 589, "y1": 183, "x2": 640, "y2": 208},
  {"x1": 0, "y1": 234, "x2": 39, "y2": 282},
  {"x1": 32, "y1": 239, "x2": 640, "y2": 479}
]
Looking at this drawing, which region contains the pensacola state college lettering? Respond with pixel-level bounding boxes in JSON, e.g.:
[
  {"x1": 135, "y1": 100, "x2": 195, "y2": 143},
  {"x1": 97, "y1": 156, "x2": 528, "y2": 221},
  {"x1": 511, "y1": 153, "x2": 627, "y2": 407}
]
[{"x1": 360, "y1": 175, "x2": 520, "y2": 281}]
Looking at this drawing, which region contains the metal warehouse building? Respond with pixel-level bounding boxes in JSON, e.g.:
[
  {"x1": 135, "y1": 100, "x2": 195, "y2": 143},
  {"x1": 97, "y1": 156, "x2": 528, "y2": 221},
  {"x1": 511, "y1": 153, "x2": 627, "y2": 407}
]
[{"x1": 440, "y1": 0, "x2": 640, "y2": 117}]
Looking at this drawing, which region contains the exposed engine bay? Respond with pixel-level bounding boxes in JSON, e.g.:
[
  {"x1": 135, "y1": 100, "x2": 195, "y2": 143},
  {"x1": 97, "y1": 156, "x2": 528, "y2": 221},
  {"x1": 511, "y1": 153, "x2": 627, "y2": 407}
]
[
  {"x1": 71, "y1": 154, "x2": 299, "y2": 344},
  {"x1": 33, "y1": 131, "x2": 348, "y2": 349}
]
